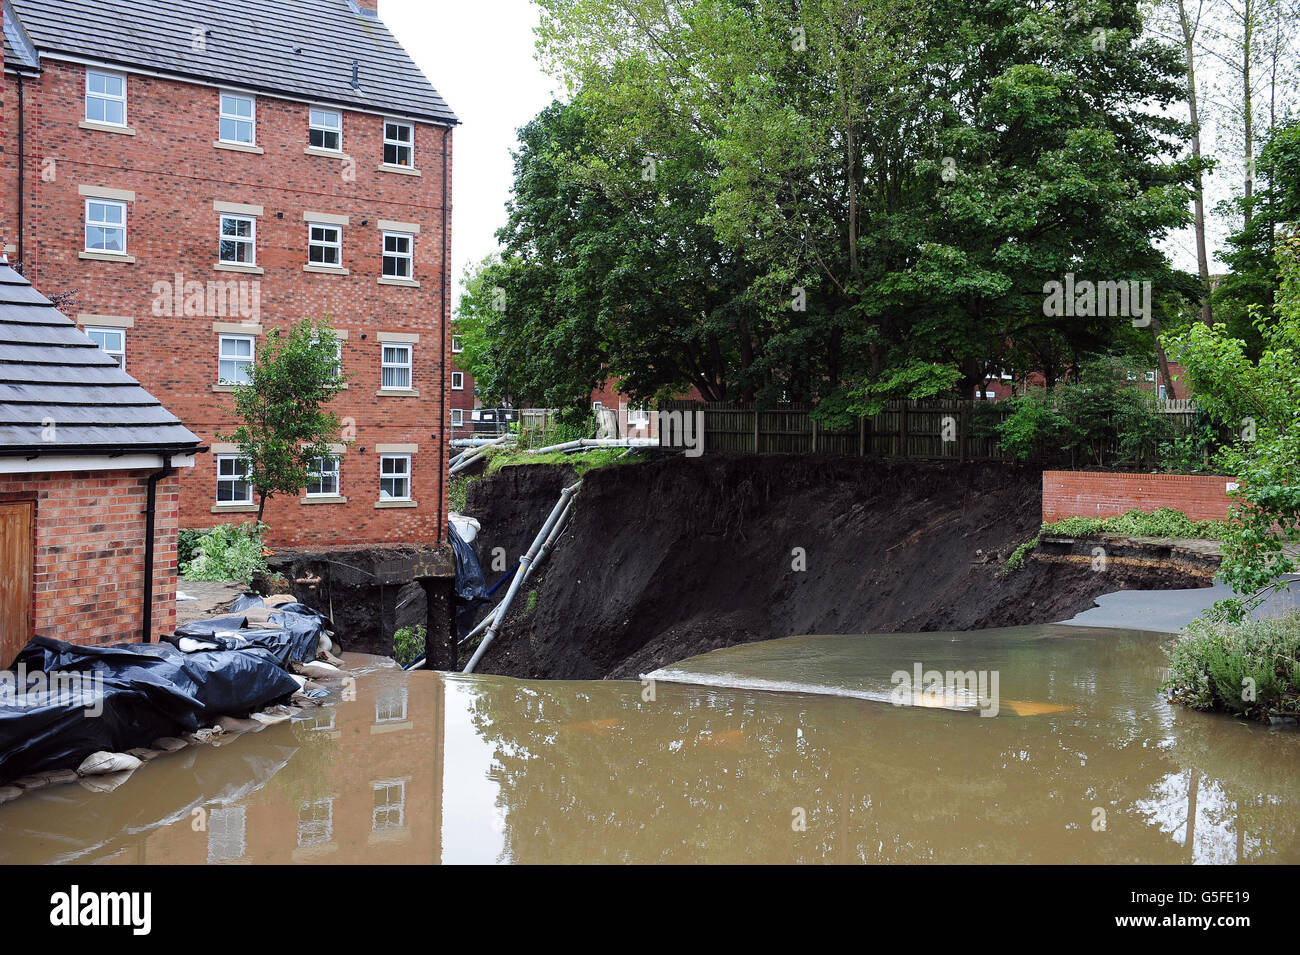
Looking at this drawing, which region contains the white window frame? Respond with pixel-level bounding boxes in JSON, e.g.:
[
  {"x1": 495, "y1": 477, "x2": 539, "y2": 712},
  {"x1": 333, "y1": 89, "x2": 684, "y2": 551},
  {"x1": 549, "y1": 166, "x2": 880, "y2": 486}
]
[
  {"x1": 219, "y1": 91, "x2": 256, "y2": 146},
  {"x1": 219, "y1": 213, "x2": 257, "y2": 265},
  {"x1": 309, "y1": 107, "x2": 342, "y2": 152},
  {"x1": 216, "y1": 454, "x2": 253, "y2": 504},
  {"x1": 297, "y1": 798, "x2": 333, "y2": 849},
  {"x1": 450, "y1": 408, "x2": 464, "y2": 427},
  {"x1": 308, "y1": 222, "x2": 343, "y2": 267},
  {"x1": 85, "y1": 326, "x2": 125, "y2": 367},
  {"x1": 381, "y1": 231, "x2": 413, "y2": 279},
  {"x1": 380, "y1": 343, "x2": 413, "y2": 391},
  {"x1": 379, "y1": 454, "x2": 412, "y2": 502},
  {"x1": 372, "y1": 780, "x2": 406, "y2": 831},
  {"x1": 84, "y1": 198, "x2": 127, "y2": 254},
  {"x1": 451, "y1": 371, "x2": 464, "y2": 391},
  {"x1": 206, "y1": 806, "x2": 247, "y2": 864},
  {"x1": 375, "y1": 686, "x2": 409, "y2": 722},
  {"x1": 306, "y1": 455, "x2": 341, "y2": 498},
  {"x1": 382, "y1": 120, "x2": 414, "y2": 167},
  {"x1": 85, "y1": 68, "x2": 127, "y2": 126},
  {"x1": 451, "y1": 334, "x2": 463, "y2": 353},
  {"x1": 627, "y1": 405, "x2": 649, "y2": 429},
  {"x1": 218, "y1": 334, "x2": 255, "y2": 385}
]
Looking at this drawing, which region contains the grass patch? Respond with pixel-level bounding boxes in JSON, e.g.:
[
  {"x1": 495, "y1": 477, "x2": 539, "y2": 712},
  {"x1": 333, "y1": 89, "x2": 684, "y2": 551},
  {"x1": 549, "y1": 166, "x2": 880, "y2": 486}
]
[
  {"x1": 1166, "y1": 610, "x2": 1300, "y2": 720},
  {"x1": 1042, "y1": 507, "x2": 1231, "y2": 540},
  {"x1": 998, "y1": 507, "x2": 1231, "y2": 577},
  {"x1": 484, "y1": 445, "x2": 637, "y2": 476},
  {"x1": 448, "y1": 474, "x2": 472, "y2": 513}
]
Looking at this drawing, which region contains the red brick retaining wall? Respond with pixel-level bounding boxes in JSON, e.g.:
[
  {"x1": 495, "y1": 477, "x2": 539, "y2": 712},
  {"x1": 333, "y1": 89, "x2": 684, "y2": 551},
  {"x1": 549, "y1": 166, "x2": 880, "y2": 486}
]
[{"x1": 1042, "y1": 471, "x2": 1237, "y2": 524}]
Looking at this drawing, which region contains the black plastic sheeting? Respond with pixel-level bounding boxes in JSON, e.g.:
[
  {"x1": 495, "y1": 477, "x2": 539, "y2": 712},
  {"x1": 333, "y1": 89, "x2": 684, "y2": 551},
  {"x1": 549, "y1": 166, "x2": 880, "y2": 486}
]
[
  {"x1": 449, "y1": 522, "x2": 488, "y2": 639},
  {"x1": 0, "y1": 637, "x2": 301, "y2": 786},
  {"x1": 171, "y1": 605, "x2": 327, "y2": 666}
]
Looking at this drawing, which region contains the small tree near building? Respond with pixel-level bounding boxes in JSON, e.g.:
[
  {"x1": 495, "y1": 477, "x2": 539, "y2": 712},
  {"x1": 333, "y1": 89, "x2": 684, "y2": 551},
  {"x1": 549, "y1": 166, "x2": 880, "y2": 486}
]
[{"x1": 220, "y1": 319, "x2": 349, "y2": 523}]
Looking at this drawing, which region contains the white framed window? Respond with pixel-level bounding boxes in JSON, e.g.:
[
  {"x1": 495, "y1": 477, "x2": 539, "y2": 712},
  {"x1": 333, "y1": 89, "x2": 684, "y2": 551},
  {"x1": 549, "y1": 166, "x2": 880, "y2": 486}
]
[
  {"x1": 218, "y1": 334, "x2": 255, "y2": 385},
  {"x1": 1158, "y1": 384, "x2": 1168, "y2": 400},
  {"x1": 306, "y1": 455, "x2": 341, "y2": 497},
  {"x1": 219, "y1": 214, "x2": 256, "y2": 265},
  {"x1": 85, "y1": 327, "x2": 125, "y2": 367},
  {"x1": 372, "y1": 780, "x2": 406, "y2": 831},
  {"x1": 85, "y1": 69, "x2": 127, "y2": 126},
  {"x1": 297, "y1": 798, "x2": 333, "y2": 849},
  {"x1": 216, "y1": 455, "x2": 253, "y2": 504},
  {"x1": 375, "y1": 686, "x2": 409, "y2": 722},
  {"x1": 379, "y1": 454, "x2": 411, "y2": 501},
  {"x1": 380, "y1": 343, "x2": 412, "y2": 390},
  {"x1": 451, "y1": 334, "x2": 463, "y2": 353},
  {"x1": 627, "y1": 405, "x2": 649, "y2": 429},
  {"x1": 383, "y1": 120, "x2": 413, "y2": 167},
  {"x1": 219, "y1": 91, "x2": 256, "y2": 145},
  {"x1": 84, "y1": 198, "x2": 126, "y2": 254},
  {"x1": 309, "y1": 107, "x2": 342, "y2": 151},
  {"x1": 592, "y1": 401, "x2": 603, "y2": 411},
  {"x1": 451, "y1": 371, "x2": 464, "y2": 390},
  {"x1": 381, "y1": 232, "x2": 413, "y2": 279},
  {"x1": 308, "y1": 223, "x2": 342, "y2": 267},
  {"x1": 450, "y1": 408, "x2": 464, "y2": 427},
  {"x1": 1144, "y1": 370, "x2": 1157, "y2": 383}
]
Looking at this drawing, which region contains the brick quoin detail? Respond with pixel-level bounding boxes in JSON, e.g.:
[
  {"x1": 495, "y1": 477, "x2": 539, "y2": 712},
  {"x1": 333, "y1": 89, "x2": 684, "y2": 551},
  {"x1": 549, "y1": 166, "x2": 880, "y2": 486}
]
[
  {"x1": 0, "y1": 59, "x2": 454, "y2": 549},
  {"x1": 1042, "y1": 470, "x2": 1238, "y2": 524},
  {"x1": 0, "y1": 470, "x2": 181, "y2": 646}
]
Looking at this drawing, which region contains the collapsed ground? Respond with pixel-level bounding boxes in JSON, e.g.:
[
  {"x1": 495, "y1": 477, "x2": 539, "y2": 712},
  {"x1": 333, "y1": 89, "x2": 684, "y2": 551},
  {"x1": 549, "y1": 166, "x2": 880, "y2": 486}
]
[{"x1": 457, "y1": 455, "x2": 1217, "y2": 680}]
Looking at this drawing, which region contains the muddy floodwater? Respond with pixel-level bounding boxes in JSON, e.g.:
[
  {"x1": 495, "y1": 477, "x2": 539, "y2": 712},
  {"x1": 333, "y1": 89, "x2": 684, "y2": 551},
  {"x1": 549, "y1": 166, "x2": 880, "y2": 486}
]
[{"x1": 1, "y1": 625, "x2": 1298, "y2": 864}]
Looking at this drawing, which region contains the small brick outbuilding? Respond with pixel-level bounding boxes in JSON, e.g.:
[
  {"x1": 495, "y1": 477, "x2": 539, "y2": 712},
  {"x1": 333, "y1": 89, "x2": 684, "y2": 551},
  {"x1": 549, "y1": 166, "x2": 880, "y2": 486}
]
[{"x1": 0, "y1": 257, "x2": 201, "y2": 665}]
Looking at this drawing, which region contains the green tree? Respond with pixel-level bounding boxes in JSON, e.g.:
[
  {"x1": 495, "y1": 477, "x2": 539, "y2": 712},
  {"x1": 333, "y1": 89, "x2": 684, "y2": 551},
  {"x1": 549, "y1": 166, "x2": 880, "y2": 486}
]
[
  {"x1": 220, "y1": 319, "x2": 349, "y2": 523},
  {"x1": 1165, "y1": 234, "x2": 1300, "y2": 607},
  {"x1": 531, "y1": 0, "x2": 1195, "y2": 412}
]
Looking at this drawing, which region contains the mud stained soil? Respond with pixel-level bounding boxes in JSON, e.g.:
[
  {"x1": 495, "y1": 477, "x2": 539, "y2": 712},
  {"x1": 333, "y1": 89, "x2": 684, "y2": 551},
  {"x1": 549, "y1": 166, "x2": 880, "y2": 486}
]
[{"x1": 464, "y1": 456, "x2": 1216, "y2": 680}]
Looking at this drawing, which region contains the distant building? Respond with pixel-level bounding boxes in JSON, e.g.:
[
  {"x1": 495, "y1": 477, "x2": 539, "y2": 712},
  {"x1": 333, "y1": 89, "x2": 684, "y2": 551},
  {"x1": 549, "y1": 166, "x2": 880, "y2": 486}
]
[{"x1": 0, "y1": 257, "x2": 202, "y2": 665}]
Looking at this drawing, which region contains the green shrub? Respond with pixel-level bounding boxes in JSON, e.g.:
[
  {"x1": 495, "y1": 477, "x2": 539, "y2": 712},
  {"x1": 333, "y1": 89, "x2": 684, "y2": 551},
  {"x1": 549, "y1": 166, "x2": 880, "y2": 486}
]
[
  {"x1": 392, "y1": 624, "x2": 426, "y2": 667},
  {"x1": 181, "y1": 522, "x2": 268, "y2": 582},
  {"x1": 1042, "y1": 507, "x2": 1230, "y2": 540},
  {"x1": 178, "y1": 528, "x2": 205, "y2": 567},
  {"x1": 1166, "y1": 610, "x2": 1300, "y2": 720}
]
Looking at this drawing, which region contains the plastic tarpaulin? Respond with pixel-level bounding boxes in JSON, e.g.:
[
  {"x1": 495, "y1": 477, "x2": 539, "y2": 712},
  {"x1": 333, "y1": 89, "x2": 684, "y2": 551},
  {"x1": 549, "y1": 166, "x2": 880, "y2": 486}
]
[{"x1": 0, "y1": 637, "x2": 301, "y2": 785}]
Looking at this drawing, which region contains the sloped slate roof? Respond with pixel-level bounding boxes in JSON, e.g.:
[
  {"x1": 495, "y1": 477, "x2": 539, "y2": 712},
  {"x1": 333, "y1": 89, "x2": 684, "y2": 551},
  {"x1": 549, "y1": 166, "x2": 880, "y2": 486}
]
[
  {"x1": 0, "y1": 261, "x2": 202, "y2": 457},
  {"x1": 6, "y1": 0, "x2": 457, "y2": 125},
  {"x1": 2, "y1": 1, "x2": 38, "y2": 70}
]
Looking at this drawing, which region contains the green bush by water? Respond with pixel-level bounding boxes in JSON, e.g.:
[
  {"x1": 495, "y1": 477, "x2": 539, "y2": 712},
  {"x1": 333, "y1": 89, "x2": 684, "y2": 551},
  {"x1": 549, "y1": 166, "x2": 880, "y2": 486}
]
[
  {"x1": 392, "y1": 625, "x2": 426, "y2": 667},
  {"x1": 180, "y1": 522, "x2": 268, "y2": 583},
  {"x1": 1166, "y1": 611, "x2": 1300, "y2": 720}
]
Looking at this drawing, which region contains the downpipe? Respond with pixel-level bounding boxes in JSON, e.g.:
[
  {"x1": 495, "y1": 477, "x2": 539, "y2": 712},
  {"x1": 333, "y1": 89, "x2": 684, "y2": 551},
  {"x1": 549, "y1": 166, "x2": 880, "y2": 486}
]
[{"x1": 141, "y1": 455, "x2": 175, "y2": 642}]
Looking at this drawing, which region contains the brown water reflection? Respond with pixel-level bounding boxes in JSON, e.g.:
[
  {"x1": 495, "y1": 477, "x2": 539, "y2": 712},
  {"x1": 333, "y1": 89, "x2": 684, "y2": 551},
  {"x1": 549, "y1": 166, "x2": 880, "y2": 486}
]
[{"x1": 0, "y1": 627, "x2": 1296, "y2": 864}]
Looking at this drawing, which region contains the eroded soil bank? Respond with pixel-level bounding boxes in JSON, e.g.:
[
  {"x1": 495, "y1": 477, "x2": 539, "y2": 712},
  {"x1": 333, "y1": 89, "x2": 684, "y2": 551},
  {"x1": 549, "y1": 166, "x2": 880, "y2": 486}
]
[{"x1": 464, "y1": 455, "x2": 1218, "y2": 679}]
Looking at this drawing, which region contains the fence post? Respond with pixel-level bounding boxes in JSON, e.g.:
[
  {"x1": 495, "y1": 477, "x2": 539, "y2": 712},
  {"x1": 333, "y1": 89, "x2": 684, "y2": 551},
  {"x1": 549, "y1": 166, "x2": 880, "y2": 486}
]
[
  {"x1": 811, "y1": 414, "x2": 818, "y2": 454},
  {"x1": 753, "y1": 405, "x2": 760, "y2": 453},
  {"x1": 900, "y1": 402, "x2": 909, "y2": 458},
  {"x1": 858, "y1": 415, "x2": 865, "y2": 457}
]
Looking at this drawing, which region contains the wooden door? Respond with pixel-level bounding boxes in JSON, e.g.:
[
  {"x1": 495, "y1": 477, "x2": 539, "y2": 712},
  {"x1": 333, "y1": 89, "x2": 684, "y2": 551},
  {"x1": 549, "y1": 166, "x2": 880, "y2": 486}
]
[{"x1": 0, "y1": 502, "x2": 34, "y2": 668}]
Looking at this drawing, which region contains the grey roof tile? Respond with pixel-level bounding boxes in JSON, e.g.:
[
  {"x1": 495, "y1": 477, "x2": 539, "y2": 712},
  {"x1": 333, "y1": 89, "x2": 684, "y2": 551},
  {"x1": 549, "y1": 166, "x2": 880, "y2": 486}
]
[
  {"x1": 0, "y1": 261, "x2": 202, "y2": 457},
  {"x1": 6, "y1": 0, "x2": 458, "y2": 125}
]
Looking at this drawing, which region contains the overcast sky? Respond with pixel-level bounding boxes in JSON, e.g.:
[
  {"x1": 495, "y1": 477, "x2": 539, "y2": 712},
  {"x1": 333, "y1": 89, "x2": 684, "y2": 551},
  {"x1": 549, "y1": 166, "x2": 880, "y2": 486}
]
[
  {"x1": 382, "y1": 0, "x2": 1244, "y2": 301},
  {"x1": 382, "y1": 0, "x2": 558, "y2": 308}
]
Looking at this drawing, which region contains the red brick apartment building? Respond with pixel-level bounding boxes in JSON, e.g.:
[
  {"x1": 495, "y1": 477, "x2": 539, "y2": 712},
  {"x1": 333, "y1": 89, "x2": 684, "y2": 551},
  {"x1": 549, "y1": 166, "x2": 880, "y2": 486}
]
[{"x1": 0, "y1": 0, "x2": 460, "y2": 549}]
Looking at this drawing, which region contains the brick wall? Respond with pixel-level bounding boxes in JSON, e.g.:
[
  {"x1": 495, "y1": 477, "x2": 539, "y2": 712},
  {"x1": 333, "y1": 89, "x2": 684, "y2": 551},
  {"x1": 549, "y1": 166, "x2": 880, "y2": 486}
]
[
  {"x1": 1042, "y1": 470, "x2": 1237, "y2": 524},
  {"x1": 0, "y1": 468, "x2": 180, "y2": 647},
  {"x1": 1, "y1": 58, "x2": 452, "y2": 550}
]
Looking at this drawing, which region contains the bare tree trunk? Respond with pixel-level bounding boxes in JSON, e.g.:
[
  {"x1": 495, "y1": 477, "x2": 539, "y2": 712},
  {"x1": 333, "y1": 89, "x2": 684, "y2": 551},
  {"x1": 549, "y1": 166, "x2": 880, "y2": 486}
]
[
  {"x1": 1242, "y1": 0, "x2": 1255, "y2": 228},
  {"x1": 1177, "y1": 0, "x2": 1214, "y2": 324},
  {"x1": 257, "y1": 491, "x2": 268, "y2": 524}
]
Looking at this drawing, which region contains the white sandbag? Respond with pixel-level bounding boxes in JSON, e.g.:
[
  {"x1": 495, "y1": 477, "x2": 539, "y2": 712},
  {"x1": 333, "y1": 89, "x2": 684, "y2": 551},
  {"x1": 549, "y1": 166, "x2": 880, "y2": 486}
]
[
  {"x1": 77, "y1": 751, "x2": 143, "y2": 776},
  {"x1": 0, "y1": 785, "x2": 24, "y2": 803},
  {"x1": 178, "y1": 637, "x2": 220, "y2": 653},
  {"x1": 126, "y1": 748, "x2": 165, "y2": 762}
]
